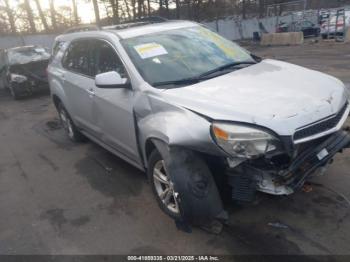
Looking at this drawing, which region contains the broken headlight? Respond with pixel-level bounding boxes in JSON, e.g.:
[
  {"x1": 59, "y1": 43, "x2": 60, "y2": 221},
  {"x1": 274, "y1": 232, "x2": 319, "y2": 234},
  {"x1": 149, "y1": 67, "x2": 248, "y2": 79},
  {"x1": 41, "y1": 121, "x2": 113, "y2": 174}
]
[
  {"x1": 10, "y1": 73, "x2": 27, "y2": 83},
  {"x1": 212, "y1": 123, "x2": 279, "y2": 159}
]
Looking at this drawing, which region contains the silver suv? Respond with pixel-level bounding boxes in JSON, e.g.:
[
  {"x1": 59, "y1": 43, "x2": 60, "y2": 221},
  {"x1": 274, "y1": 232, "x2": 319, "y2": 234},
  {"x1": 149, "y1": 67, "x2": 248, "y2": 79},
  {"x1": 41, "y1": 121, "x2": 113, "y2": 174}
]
[{"x1": 48, "y1": 20, "x2": 350, "y2": 229}]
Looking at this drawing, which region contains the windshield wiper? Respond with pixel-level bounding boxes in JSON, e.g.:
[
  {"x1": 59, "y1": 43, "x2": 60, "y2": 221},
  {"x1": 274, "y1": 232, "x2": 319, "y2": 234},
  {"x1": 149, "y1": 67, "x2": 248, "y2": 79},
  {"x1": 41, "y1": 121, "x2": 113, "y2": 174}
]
[
  {"x1": 152, "y1": 77, "x2": 200, "y2": 87},
  {"x1": 198, "y1": 61, "x2": 257, "y2": 78},
  {"x1": 152, "y1": 61, "x2": 257, "y2": 87}
]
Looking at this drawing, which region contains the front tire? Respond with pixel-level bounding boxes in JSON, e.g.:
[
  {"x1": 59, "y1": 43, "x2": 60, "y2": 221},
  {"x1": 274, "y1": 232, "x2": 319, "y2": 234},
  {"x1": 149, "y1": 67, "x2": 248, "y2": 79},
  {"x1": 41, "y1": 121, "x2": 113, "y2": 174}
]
[
  {"x1": 148, "y1": 150, "x2": 181, "y2": 220},
  {"x1": 57, "y1": 102, "x2": 86, "y2": 142}
]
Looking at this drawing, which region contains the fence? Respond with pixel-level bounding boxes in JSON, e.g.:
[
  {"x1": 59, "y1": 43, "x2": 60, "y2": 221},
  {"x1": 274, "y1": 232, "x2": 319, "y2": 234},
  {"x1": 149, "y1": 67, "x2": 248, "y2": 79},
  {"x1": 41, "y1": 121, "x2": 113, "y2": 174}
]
[
  {"x1": 0, "y1": 34, "x2": 57, "y2": 50},
  {"x1": 203, "y1": 10, "x2": 319, "y2": 40}
]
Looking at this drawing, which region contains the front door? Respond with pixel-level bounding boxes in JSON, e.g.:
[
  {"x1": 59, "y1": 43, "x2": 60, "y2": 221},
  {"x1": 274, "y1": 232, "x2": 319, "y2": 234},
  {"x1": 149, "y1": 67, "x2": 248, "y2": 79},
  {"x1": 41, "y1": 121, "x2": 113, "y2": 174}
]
[{"x1": 91, "y1": 39, "x2": 141, "y2": 164}]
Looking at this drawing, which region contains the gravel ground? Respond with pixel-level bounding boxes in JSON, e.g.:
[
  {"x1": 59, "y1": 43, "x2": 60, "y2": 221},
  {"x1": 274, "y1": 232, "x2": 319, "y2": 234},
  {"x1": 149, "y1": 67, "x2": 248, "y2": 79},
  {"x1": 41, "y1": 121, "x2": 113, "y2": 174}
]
[{"x1": 0, "y1": 41, "x2": 349, "y2": 256}]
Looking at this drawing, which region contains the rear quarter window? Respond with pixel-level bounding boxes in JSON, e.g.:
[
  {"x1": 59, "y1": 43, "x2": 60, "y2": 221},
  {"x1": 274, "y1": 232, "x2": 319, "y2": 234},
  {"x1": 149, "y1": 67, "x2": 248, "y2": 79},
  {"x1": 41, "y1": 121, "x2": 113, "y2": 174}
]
[{"x1": 51, "y1": 41, "x2": 67, "y2": 63}]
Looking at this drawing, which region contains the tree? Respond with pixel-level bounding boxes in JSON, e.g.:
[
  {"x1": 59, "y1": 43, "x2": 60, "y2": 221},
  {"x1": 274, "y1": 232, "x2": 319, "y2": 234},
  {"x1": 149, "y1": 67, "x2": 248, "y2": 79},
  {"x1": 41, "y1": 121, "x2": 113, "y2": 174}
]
[
  {"x1": 3, "y1": 0, "x2": 16, "y2": 33},
  {"x1": 123, "y1": 0, "x2": 131, "y2": 19},
  {"x1": 23, "y1": 0, "x2": 36, "y2": 33},
  {"x1": 49, "y1": 0, "x2": 57, "y2": 30},
  {"x1": 72, "y1": 0, "x2": 79, "y2": 25},
  {"x1": 137, "y1": 0, "x2": 142, "y2": 18},
  {"x1": 92, "y1": 0, "x2": 100, "y2": 24},
  {"x1": 109, "y1": 0, "x2": 119, "y2": 23},
  {"x1": 175, "y1": 0, "x2": 180, "y2": 19},
  {"x1": 242, "y1": 0, "x2": 246, "y2": 19},
  {"x1": 34, "y1": 0, "x2": 49, "y2": 32},
  {"x1": 147, "y1": 0, "x2": 151, "y2": 16}
]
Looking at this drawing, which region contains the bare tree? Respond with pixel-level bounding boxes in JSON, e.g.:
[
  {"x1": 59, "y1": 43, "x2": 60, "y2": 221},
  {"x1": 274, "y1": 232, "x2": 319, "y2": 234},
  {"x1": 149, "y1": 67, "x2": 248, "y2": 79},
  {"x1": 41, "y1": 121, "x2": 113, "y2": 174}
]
[
  {"x1": 23, "y1": 0, "x2": 36, "y2": 33},
  {"x1": 164, "y1": 0, "x2": 169, "y2": 18},
  {"x1": 3, "y1": 0, "x2": 16, "y2": 33},
  {"x1": 72, "y1": 0, "x2": 79, "y2": 25},
  {"x1": 123, "y1": 0, "x2": 131, "y2": 19},
  {"x1": 92, "y1": 0, "x2": 100, "y2": 24},
  {"x1": 147, "y1": 0, "x2": 151, "y2": 16},
  {"x1": 33, "y1": 0, "x2": 49, "y2": 31},
  {"x1": 242, "y1": 0, "x2": 246, "y2": 19},
  {"x1": 109, "y1": 0, "x2": 119, "y2": 23},
  {"x1": 159, "y1": 0, "x2": 163, "y2": 16},
  {"x1": 175, "y1": 0, "x2": 180, "y2": 19},
  {"x1": 49, "y1": 0, "x2": 57, "y2": 30},
  {"x1": 137, "y1": 0, "x2": 142, "y2": 18},
  {"x1": 131, "y1": 0, "x2": 136, "y2": 18}
]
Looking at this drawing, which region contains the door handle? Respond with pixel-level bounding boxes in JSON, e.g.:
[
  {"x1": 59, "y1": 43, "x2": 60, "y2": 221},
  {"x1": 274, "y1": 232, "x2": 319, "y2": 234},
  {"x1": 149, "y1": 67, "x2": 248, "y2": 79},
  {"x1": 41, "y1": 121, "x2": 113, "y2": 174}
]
[{"x1": 86, "y1": 88, "x2": 95, "y2": 97}]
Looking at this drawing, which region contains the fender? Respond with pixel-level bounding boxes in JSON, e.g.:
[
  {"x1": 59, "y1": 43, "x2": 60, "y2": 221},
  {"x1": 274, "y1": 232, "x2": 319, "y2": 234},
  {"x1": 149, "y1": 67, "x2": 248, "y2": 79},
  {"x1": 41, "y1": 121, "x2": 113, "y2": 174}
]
[{"x1": 134, "y1": 93, "x2": 225, "y2": 168}]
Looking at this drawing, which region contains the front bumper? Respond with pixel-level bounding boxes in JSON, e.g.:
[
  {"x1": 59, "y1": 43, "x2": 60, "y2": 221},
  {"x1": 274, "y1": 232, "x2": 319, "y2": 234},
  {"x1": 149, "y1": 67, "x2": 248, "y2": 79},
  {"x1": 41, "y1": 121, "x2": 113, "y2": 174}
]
[
  {"x1": 279, "y1": 130, "x2": 350, "y2": 190},
  {"x1": 11, "y1": 80, "x2": 49, "y2": 97},
  {"x1": 227, "y1": 130, "x2": 350, "y2": 202}
]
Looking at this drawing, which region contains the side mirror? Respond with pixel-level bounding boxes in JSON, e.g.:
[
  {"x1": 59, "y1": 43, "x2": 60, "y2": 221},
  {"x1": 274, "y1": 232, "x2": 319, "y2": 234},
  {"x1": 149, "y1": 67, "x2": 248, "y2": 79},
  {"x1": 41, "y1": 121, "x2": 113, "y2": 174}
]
[{"x1": 95, "y1": 71, "x2": 130, "y2": 89}]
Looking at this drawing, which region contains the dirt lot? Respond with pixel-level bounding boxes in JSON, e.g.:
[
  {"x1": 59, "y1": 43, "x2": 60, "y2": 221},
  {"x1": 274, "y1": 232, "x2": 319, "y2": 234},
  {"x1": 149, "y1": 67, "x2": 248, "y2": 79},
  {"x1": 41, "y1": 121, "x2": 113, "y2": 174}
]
[{"x1": 0, "y1": 41, "x2": 349, "y2": 256}]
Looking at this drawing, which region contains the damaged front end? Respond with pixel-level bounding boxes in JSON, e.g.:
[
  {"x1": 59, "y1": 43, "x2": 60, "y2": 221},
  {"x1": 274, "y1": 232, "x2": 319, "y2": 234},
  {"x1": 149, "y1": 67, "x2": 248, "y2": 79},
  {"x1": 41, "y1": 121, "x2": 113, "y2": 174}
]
[
  {"x1": 8, "y1": 60, "x2": 49, "y2": 98},
  {"x1": 215, "y1": 119, "x2": 350, "y2": 203}
]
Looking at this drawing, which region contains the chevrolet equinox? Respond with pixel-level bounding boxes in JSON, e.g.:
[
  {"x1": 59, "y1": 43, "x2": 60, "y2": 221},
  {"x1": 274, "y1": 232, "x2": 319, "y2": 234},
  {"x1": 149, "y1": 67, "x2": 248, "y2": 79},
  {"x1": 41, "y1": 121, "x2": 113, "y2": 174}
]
[{"x1": 48, "y1": 20, "x2": 350, "y2": 229}]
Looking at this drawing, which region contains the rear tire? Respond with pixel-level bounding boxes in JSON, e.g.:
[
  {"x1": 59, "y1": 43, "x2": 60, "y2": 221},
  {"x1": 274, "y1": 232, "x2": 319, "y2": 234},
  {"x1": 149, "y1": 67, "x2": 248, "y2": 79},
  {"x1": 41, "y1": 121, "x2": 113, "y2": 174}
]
[
  {"x1": 57, "y1": 102, "x2": 86, "y2": 142},
  {"x1": 148, "y1": 149, "x2": 182, "y2": 220}
]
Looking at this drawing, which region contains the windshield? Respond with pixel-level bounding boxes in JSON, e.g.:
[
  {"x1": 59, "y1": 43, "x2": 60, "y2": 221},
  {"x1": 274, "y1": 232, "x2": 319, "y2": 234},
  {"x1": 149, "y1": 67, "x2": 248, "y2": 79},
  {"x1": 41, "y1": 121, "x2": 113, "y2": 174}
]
[
  {"x1": 8, "y1": 47, "x2": 51, "y2": 65},
  {"x1": 121, "y1": 26, "x2": 255, "y2": 87}
]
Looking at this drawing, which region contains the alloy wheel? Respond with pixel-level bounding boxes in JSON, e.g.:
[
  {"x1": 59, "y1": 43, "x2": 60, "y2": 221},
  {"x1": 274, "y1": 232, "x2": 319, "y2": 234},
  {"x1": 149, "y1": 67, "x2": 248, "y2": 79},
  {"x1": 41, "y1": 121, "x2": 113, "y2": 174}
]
[{"x1": 153, "y1": 160, "x2": 180, "y2": 215}]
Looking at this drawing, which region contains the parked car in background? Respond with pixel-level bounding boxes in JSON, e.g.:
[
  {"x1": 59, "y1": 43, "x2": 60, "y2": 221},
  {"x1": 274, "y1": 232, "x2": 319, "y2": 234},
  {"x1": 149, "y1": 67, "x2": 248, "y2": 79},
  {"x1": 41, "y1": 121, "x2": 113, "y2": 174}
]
[
  {"x1": 276, "y1": 20, "x2": 320, "y2": 37},
  {"x1": 49, "y1": 20, "x2": 350, "y2": 229},
  {"x1": 0, "y1": 46, "x2": 50, "y2": 99},
  {"x1": 321, "y1": 11, "x2": 350, "y2": 39}
]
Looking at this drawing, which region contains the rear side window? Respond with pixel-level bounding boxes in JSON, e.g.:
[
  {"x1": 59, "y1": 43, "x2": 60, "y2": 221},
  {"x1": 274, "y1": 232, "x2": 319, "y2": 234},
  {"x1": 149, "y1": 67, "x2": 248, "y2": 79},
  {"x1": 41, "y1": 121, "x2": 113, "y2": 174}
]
[{"x1": 62, "y1": 40, "x2": 94, "y2": 76}]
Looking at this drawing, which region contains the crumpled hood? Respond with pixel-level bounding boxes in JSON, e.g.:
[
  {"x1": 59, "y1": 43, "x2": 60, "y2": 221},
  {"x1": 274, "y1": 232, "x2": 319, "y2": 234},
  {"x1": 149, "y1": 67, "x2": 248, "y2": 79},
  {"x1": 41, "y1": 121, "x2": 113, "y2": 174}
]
[{"x1": 162, "y1": 59, "x2": 348, "y2": 136}]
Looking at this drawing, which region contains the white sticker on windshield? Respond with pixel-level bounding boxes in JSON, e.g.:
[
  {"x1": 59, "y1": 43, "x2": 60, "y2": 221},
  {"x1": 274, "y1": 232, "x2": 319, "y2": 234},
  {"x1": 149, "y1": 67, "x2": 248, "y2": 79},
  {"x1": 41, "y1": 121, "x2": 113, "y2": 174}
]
[{"x1": 134, "y1": 43, "x2": 168, "y2": 59}]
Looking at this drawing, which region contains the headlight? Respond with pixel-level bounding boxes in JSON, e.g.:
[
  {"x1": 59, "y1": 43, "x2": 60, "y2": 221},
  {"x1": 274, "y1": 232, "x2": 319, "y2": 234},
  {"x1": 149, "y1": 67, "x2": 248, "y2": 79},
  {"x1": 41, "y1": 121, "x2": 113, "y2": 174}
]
[
  {"x1": 10, "y1": 73, "x2": 27, "y2": 83},
  {"x1": 212, "y1": 123, "x2": 279, "y2": 159}
]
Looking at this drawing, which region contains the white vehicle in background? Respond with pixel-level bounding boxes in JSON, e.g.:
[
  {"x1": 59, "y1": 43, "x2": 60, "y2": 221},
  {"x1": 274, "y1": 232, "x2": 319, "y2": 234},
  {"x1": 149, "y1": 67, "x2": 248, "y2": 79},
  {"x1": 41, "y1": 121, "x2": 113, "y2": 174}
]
[{"x1": 321, "y1": 11, "x2": 350, "y2": 39}]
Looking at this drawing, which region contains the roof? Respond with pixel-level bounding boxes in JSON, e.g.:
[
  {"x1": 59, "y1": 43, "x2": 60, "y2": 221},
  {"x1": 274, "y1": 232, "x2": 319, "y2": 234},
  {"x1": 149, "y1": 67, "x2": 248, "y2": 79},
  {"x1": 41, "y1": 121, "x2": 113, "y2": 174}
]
[
  {"x1": 112, "y1": 20, "x2": 198, "y2": 39},
  {"x1": 56, "y1": 20, "x2": 199, "y2": 42}
]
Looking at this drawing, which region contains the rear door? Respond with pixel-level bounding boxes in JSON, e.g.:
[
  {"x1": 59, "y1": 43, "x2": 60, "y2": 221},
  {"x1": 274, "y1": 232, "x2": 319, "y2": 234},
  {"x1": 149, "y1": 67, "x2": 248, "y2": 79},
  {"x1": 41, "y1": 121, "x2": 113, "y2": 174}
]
[
  {"x1": 91, "y1": 39, "x2": 141, "y2": 164},
  {"x1": 61, "y1": 39, "x2": 101, "y2": 138}
]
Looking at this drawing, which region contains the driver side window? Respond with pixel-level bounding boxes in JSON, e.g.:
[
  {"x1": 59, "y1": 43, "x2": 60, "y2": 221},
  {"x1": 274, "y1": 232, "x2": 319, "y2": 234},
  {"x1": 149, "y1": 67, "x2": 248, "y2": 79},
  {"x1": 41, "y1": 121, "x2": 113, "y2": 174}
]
[{"x1": 92, "y1": 40, "x2": 127, "y2": 78}]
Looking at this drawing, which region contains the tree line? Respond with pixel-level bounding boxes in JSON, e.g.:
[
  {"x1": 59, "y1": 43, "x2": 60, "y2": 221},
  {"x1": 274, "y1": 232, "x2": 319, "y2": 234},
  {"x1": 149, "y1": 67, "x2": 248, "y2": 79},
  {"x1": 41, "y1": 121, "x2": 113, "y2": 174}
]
[{"x1": 0, "y1": 0, "x2": 349, "y2": 34}]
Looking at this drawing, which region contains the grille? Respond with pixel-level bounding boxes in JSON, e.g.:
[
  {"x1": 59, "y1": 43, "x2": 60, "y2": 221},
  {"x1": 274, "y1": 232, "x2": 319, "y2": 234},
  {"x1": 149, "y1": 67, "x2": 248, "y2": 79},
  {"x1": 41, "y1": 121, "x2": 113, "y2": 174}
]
[{"x1": 294, "y1": 102, "x2": 348, "y2": 141}]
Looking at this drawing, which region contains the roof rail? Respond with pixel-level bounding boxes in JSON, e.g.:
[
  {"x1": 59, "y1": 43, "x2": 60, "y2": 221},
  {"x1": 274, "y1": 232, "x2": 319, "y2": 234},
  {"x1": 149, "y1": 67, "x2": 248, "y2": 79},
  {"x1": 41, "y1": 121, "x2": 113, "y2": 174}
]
[
  {"x1": 63, "y1": 25, "x2": 100, "y2": 34},
  {"x1": 102, "y1": 16, "x2": 168, "y2": 30}
]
